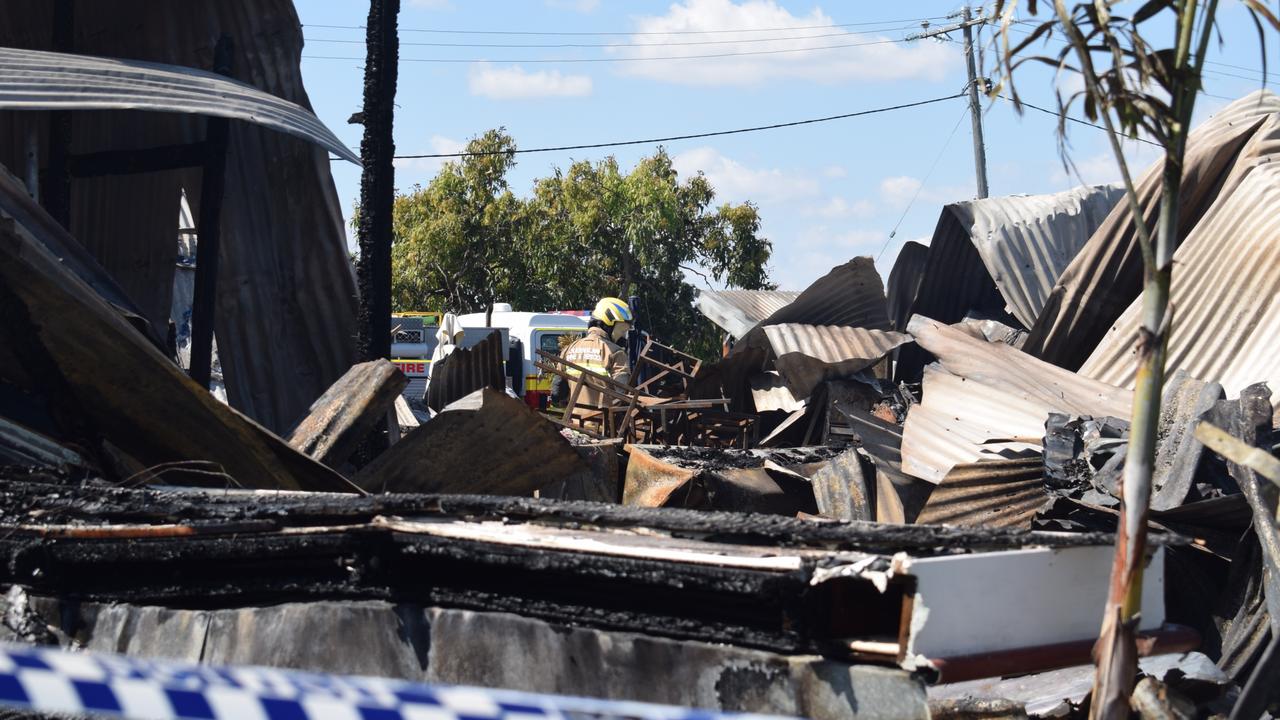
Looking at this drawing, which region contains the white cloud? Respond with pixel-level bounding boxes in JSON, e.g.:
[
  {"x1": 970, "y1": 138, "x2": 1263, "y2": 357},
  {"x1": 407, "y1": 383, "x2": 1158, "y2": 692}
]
[
  {"x1": 546, "y1": 0, "x2": 600, "y2": 11},
  {"x1": 822, "y1": 165, "x2": 848, "y2": 179},
  {"x1": 1050, "y1": 139, "x2": 1163, "y2": 187},
  {"x1": 771, "y1": 227, "x2": 888, "y2": 289},
  {"x1": 671, "y1": 146, "x2": 820, "y2": 203},
  {"x1": 878, "y1": 175, "x2": 974, "y2": 208},
  {"x1": 467, "y1": 63, "x2": 593, "y2": 100},
  {"x1": 394, "y1": 135, "x2": 465, "y2": 179},
  {"x1": 806, "y1": 196, "x2": 876, "y2": 220},
  {"x1": 879, "y1": 175, "x2": 923, "y2": 206},
  {"x1": 614, "y1": 0, "x2": 957, "y2": 86}
]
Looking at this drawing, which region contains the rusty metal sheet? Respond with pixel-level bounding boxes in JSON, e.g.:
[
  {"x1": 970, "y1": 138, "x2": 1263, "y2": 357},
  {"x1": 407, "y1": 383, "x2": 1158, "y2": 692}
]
[
  {"x1": 764, "y1": 324, "x2": 910, "y2": 400},
  {"x1": 732, "y1": 257, "x2": 892, "y2": 357},
  {"x1": 0, "y1": 47, "x2": 357, "y2": 163},
  {"x1": 622, "y1": 445, "x2": 830, "y2": 515},
  {"x1": 810, "y1": 449, "x2": 873, "y2": 521},
  {"x1": 695, "y1": 289, "x2": 800, "y2": 339},
  {"x1": 914, "y1": 457, "x2": 1047, "y2": 529},
  {"x1": 1080, "y1": 160, "x2": 1280, "y2": 412},
  {"x1": 1025, "y1": 90, "x2": 1280, "y2": 369},
  {"x1": 425, "y1": 330, "x2": 507, "y2": 412},
  {"x1": 355, "y1": 388, "x2": 590, "y2": 495},
  {"x1": 749, "y1": 371, "x2": 804, "y2": 413},
  {"x1": 0, "y1": 1, "x2": 359, "y2": 434}
]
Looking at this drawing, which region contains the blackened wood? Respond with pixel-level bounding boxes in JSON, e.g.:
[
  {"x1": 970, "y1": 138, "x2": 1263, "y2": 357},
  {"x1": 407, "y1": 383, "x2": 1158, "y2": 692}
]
[
  {"x1": 189, "y1": 35, "x2": 234, "y2": 389},
  {"x1": 287, "y1": 360, "x2": 407, "y2": 469},
  {"x1": 355, "y1": 0, "x2": 398, "y2": 363}
]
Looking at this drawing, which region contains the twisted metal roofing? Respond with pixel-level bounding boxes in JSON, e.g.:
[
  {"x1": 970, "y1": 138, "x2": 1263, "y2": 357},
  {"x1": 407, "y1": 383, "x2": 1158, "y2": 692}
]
[
  {"x1": 1024, "y1": 91, "x2": 1280, "y2": 369},
  {"x1": 900, "y1": 315, "x2": 1132, "y2": 483},
  {"x1": 0, "y1": 47, "x2": 358, "y2": 163},
  {"x1": 958, "y1": 184, "x2": 1123, "y2": 329},
  {"x1": 1080, "y1": 160, "x2": 1280, "y2": 410},
  {"x1": 695, "y1": 289, "x2": 800, "y2": 339},
  {"x1": 764, "y1": 323, "x2": 908, "y2": 399}
]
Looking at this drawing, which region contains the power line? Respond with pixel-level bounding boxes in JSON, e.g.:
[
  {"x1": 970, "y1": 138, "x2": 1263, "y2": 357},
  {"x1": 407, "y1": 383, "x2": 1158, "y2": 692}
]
[
  {"x1": 303, "y1": 34, "x2": 924, "y2": 64},
  {"x1": 303, "y1": 16, "x2": 950, "y2": 37},
  {"x1": 876, "y1": 106, "x2": 970, "y2": 262},
  {"x1": 999, "y1": 95, "x2": 1163, "y2": 146},
  {"x1": 302, "y1": 25, "x2": 924, "y2": 49},
  {"x1": 329, "y1": 93, "x2": 966, "y2": 162}
]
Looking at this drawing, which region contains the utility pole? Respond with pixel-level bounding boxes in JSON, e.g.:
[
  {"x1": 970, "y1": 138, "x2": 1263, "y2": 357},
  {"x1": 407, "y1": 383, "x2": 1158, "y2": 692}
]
[
  {"x1": 961, "y1": 6, "x2": 990, "y2": 198},
  {"x1": 907, "y1": 7, "x2": 990, "y2": 198}
]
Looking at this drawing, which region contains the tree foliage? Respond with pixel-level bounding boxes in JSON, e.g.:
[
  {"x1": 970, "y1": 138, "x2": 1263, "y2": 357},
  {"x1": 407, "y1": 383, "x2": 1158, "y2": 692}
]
[{"x1": 390, "y1": 129, "x2": 774, "y2": 357}]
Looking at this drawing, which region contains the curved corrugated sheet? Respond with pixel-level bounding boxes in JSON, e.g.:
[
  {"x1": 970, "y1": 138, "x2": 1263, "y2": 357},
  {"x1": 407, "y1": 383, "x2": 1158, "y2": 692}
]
[
  {"x1": 959, "y1": 184, "x2": 1123, "y2": 329},
  {"x1": 1080, "y1": 160, "x2": 1280, "y2": 409},
  {"x1": 695, "y1": 289, "x2": 800, "y2": 339},
  {"x1": 733, "y1": 257, "x2": 891, "y2": 357},
  {"x1": 0, "y1": 47, "x2": 357, "y2": 163},
  {"x1": 0, "y1": 1, "x2": 359, "y2": 433},
  {"x1": 914, "y1": 457, "x2": 1046, "y2": 529},
  {"x1": 1025, "y1": 91, "x2": 1280, "y2": 370},
  {"x1": 893, "y1": 209, "x2": 1014, "y2": 382},
  {"x1": 900, "y1": 316, "x2": 1132, "y2": 483},
  {"x1": 886, "y1": 240, "x2": 929, "y2": 332},
  {"x1": 765, "y1": 323, "x2": 908, "y2": 399}
]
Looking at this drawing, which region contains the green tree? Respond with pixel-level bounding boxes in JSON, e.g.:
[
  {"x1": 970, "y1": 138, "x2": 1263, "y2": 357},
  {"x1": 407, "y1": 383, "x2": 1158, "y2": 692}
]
[
  {"x1": 390, "y1": 129, "x2": 774, "y2": 357},
  {"x1": 390, "y1": 129, "x2": 529, "y2": 323},
  {"x1": 529, "y1": 148, "x2": 774, "y2": 356}
]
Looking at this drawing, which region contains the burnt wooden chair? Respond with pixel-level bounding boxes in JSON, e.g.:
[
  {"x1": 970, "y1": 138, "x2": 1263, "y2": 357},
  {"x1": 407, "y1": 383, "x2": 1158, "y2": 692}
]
[
  {"x1": 534, "y1": 349, "x2": 645, "y2": 441},
  {"x1": 633, "y1": 337, "x2": 701, "y2": 398}
]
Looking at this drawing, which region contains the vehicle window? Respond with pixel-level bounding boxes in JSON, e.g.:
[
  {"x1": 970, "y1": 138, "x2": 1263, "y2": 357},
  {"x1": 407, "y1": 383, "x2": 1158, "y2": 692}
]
[{"x1": 539, "y1": 333, "x2": 562, "y2": 356}]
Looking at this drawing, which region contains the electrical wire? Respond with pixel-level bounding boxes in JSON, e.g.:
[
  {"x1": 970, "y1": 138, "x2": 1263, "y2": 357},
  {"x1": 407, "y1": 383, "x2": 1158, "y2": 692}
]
[
  {"x1": 998, "y1": 94, "x2": 1163, "y2": 146},
  {"x1": 303, "y1": 16, "x2": 951, "y2": 37},
  {"x1": 301, "y1": 24, "x2": 924, "y2": 49},
  {"x1": 875, "y1": 106, "x2": 969, "y2": 262},
  {"x1": 303, "y1": 34, "x2": 920, "y2": 64},
  {"x1": 365, "y1": 93, "x2": 966, "y2": 161}
]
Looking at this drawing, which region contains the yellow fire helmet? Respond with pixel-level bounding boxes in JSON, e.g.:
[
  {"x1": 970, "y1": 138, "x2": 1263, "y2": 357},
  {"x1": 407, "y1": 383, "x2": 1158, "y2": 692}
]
[{"x1": 591, "y1": 297, "x2": 634, "y2": 327}]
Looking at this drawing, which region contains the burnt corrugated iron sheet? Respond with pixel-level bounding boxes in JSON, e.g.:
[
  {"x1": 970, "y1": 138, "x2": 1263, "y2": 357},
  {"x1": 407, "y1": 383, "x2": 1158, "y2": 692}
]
[
  {"x1": 0, "y1": 1, "x2": 359, "y2": 433},
  {"x1": 425, "y1": 330, "x2": 507, "y2": 412},
  {"x1": 914, "y1": 457, "x2": 1046, "y2": 529},
  {"x1": 886, "y1": 241, "x2": 929, "y2": 332},
  {"x1": 733, "y1": 257, "x2": 892, "y2": 358},
  {"x1": 764, "y1": 323, "x2": 908, "y2": 399},
  {"x1": 1025, "y1": 91, "x2": 1280, "y2": 370},
  {"x1": 695, "y1": 289, "x2": 800, "y2": 339},
  {"x1": 893, "y1": 209, "x2": 1014, "y2": 382},
  {"x1": 1080, "y1": 160, "x2": 1280, "y2": 410},
  {"x1": 900, "y1": 316, "x2": 1132, "y2": 483},
  {"x1": 0, "y1": 47, "x2": 357, "y2": 163},
  {"x1": 959, "y1": 184, "x2": 1123, "y2": 329}
]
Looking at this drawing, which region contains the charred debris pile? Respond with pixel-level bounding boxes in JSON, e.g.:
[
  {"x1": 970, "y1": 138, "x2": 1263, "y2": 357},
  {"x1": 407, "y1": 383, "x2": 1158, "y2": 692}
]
[{"x1": 1, "y1": 27, "x2": 1280, "y2": 713}]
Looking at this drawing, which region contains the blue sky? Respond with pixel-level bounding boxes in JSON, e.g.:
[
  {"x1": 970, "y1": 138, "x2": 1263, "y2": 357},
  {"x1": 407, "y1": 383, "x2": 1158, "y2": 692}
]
[{"x1": 296, "y1": 0, "x2": 1276, "y2": 292}]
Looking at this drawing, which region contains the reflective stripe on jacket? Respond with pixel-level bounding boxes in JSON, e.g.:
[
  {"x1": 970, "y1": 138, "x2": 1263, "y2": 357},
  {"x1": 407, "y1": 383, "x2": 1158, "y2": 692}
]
[{"x1": 561, "y1": 327, "x2": 630, "y2": 407}]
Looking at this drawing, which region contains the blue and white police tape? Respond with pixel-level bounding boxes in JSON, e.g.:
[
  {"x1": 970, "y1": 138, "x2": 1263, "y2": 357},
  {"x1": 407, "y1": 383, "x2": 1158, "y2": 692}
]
[{"x1": 0, "y1": 643, "x2": 789, "y2": 720}]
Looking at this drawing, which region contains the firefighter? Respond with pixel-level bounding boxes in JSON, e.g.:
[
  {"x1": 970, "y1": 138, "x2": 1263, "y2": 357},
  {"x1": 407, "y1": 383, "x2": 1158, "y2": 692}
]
[{"x1": 555, "y1": 297, "x2": 634, "y2": 409}]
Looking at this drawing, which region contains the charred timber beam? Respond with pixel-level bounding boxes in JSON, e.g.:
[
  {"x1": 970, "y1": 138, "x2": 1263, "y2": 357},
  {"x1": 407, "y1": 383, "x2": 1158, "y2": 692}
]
[
  {"x1": 189, "y1": 35, "x2": 234, "y2": 390},
  {"x1": 68, "y1": 142, "x2": 206, "y2": 178},
  {"x1": 355, "y1": 0, "x2": 398, "y2": 364},
  {"x1": 42, "y1": 0, "x2": 74, "y2": 229}
]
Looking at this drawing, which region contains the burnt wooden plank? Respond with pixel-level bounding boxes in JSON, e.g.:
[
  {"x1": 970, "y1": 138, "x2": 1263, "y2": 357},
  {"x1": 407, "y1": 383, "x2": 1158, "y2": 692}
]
[{"x1": 288, "y1": 359, "x2": 407, "y2": 469}]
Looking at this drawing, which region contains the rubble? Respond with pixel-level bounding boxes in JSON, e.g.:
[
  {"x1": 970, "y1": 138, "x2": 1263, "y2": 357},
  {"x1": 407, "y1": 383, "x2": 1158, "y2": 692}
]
[
  {"x1": 287, "y1": 359, "x2": 408, "y2": 469},
  {"x1": 2, "y1": 17, "x2": 1280, "y2": 714}
]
